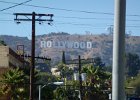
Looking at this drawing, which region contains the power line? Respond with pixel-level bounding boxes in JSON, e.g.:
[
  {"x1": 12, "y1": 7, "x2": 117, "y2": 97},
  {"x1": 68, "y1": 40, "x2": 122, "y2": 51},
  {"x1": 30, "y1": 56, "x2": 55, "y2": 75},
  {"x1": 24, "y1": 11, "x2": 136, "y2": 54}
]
[
  {"x1": 127, "y1": 19, "x2": 140, "y2": 22},
  {"x1": 0, "y1": 0, "x2": 32, "y2": 12},
  {"x1": 0, "y1": 19, "x2": 140, "y2": 28},
  {"x1": 55, "y1": 16, "x2": 140, "y2": 22},
  {"x1": 16, "y1": 14, "x2": 140, "y2": 23},
  {"x1": 1, "y1": 14, "x2": 140, "y2": 22},
  {"x1": 0, "y1": 0, "x2": 113, "y2": 15},
  {"x1": 1, "y1": 0, "x2": 140, "y2": 17},
  {"x1": 55, "y1": 16, "x2": 114, "y2": 20},
  {"x1": 0, "y1": 12, "x2": 13, "y2": 15},
  {"x1": 0, "y1": 19, "x2": 12, "y2": 21},
  {"x1": 54, "y1": 22, "x2": 140, "y2": 28}
]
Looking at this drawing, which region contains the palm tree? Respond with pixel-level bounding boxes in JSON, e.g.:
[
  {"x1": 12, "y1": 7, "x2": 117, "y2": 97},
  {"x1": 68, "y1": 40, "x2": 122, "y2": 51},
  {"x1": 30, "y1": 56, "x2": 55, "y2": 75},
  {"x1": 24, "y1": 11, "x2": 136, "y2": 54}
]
[
  {"x1": 82, "y1": 64, "x2": 111, "y2": 100},
  {"x1": 0, "y1": 68, "x2": 26, "y2": 100},
  {"x1": 54, "y1": 86, "x2": 79, "y2": 100},
  {"x1": 54, "y1": 87, "x2": 68, "y2": 100}
]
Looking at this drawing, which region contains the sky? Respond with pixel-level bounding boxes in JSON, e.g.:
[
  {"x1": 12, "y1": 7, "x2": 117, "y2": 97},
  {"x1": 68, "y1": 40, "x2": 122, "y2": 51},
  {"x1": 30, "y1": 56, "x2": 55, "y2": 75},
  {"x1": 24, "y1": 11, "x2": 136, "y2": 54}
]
[{"x1": 0, "y1": 0, "x2": 140, "y2": 38}]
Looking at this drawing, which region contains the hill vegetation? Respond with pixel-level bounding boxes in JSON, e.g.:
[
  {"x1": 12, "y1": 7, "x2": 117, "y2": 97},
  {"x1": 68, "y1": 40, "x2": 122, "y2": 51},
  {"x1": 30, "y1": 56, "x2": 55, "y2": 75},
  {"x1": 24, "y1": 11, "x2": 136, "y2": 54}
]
[{"x1": 0, "y1": 33, "x2": 140, "y2": 66}]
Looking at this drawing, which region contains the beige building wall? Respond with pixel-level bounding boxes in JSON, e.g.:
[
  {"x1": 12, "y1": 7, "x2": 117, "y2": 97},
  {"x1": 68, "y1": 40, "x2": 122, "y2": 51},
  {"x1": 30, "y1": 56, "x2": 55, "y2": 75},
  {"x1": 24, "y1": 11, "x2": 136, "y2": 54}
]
[
  {"x1": 0, "y1": 46, "x2": 9, "y2": 68},
  {"x1": 9, "y1": 48, "x2": 24, "y2": 68},
  {"x1": 0, "y1": 46, "x2": 24, "y2": 99},
  {"x1": 0, "y1": 46, "x2": 24, "y2": 68}
]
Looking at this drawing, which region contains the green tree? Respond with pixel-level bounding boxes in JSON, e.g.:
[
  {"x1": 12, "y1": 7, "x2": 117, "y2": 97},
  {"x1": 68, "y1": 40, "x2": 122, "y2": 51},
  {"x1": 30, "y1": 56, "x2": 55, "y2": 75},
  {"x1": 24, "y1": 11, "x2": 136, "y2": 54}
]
[
  {"x1": 54, "y1": 86, "x2": 79, "y2": 100},
  {"x1": 0, "y1": 68, "x2": 26, "y2": 100},
  {"x1": 36, "y1": 72, "x2": 58, "y2": 84},
  {"x1": 125, "y1": 74, "x2": 140, "y2": 96},
  {"x1": 93, "y1": 57, "x2": 105, "y2": 67},
  {"x1": 0, "y1": 40, "x2": 6, "y2": 46},
  {"x1": 57, "y1": 62, "x2": 73, "y2": 80},
  {"x1": 35, "y1": 71, "x2": 60, "y2": 99},
  {"x1": 62, "y1": 51, "x2": 66, "y2": 64},
  {"x1": 126, "y1": 53, "x2": 140, "y2": 77},
  {"x1": 82, "y1": 64, "x2": 111, "y2": 100}
]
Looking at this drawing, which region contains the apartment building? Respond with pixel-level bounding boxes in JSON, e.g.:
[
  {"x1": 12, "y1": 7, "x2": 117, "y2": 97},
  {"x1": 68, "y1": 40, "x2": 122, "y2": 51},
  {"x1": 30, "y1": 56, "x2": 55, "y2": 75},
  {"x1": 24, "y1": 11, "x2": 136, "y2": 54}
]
[
  {"x1": 0, "y1": 45, "x2": 24, "y2": 100},
  {"x1": 0, "y1": 46, "x2": 24, "y2": 69}
]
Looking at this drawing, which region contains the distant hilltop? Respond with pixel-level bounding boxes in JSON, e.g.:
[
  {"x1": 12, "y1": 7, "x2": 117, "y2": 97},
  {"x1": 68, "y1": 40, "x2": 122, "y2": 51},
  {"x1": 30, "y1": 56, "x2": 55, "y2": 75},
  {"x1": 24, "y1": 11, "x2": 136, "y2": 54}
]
[
  {"x1": 40, "y1": 40, "x2": 93, "y2": 49},
  {"x1": 0, "y1": 32, "x2": 140, "y2": 66}
]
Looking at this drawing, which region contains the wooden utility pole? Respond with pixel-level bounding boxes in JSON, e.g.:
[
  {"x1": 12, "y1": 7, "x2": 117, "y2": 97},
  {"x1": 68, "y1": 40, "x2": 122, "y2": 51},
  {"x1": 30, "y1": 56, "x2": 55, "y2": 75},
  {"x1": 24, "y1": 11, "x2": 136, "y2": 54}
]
[
  {"x1": 30, "y1": 12, "x2": 35, "y2": 100},
  {"x1": 14, "y1": 12, "x2": 53, "y2": 100},
  {"x1": 78, "y1": 55, "x2": 83, "y2": 100},
  {"x1": 65, "y1": 56, "x2": 93, "y2": 100}
]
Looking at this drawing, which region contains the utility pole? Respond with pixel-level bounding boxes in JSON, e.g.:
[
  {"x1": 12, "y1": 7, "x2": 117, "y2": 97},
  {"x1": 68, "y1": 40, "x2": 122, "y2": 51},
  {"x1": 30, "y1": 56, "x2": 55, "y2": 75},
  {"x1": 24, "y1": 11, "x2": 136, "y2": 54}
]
[
  {"x1": 14, "y1": 12, "x2": 53, "y2": 100},
  {"x1": 112, "y1": 0, "x2": 126, "y2": 100},
  {"x1": 78, "y1": 55, "x2": 83, "y2": 100},
  {"x1": 65, "y1": 56, "x2": 94, "y2": 100},
  {"x1": 31, "y1": 12, "x2": 35, "y2": 100}
]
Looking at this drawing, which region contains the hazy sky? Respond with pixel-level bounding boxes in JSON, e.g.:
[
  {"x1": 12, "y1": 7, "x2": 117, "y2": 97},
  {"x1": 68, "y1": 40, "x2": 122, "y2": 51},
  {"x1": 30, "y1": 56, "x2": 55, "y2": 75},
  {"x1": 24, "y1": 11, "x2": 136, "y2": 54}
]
[{"x1": 0, "y1": 0, "x2": 140, "y2": 38}]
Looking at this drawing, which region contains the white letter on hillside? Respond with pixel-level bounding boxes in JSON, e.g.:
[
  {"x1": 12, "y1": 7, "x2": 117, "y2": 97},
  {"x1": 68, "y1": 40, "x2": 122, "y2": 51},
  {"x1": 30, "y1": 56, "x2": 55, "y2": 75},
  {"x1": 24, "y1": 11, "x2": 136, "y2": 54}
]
[
  {"x1": 80, "y1": 42, "x2": 86, "y2": 49},
  {"x1": 87, "y1": 42, "x2": 92, "y2": 49},
  {"x1": 40, "y1": 41, "x2": 46, "y2": 48},
  {"x1": 47, "y1": 41, "x2": 52, "y2": 48},
  {"x1": 67, "y1": 41, "x2": 73, "y2": 48},
  {"x1": 74, "y1": 42, "x2": 79, "y2": 49}
]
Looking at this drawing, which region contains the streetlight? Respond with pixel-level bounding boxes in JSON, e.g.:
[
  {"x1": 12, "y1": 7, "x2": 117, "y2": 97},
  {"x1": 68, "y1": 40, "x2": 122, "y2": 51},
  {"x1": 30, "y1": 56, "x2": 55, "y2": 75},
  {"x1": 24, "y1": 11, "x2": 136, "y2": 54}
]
[
  {"x1": 73, "y1": 72, "x2": 87, "y2": 100},
  {"x1": 39, "y1": 85, "x2": 46, "y2": 100},
  {"x1": 38, "y1": 82, "x2": 64, "y2": 100}
]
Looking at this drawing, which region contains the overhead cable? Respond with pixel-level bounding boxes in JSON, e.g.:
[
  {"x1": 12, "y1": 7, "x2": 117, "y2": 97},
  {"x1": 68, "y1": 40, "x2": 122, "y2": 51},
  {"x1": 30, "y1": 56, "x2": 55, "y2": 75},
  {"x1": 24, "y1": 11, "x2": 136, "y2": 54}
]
[
  {"x1": 1, "y1": 0, "x2": 140, "y2": 17},
  {"x1": 0, "y1": 0, "x2": 32, "y2": 11}
]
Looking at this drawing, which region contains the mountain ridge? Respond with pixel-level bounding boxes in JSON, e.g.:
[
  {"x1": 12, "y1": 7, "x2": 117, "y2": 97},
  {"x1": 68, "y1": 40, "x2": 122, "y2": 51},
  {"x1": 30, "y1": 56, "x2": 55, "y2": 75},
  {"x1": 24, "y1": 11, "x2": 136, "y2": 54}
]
[{"x1": 1, "y1": 33, "x2": 140, "y2": 66}]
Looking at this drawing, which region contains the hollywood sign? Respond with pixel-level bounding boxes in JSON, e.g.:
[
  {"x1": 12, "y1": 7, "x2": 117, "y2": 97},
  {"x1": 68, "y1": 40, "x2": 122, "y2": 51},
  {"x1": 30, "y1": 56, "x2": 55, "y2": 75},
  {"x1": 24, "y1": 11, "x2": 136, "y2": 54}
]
[{"x1": 40, "y1": 41, "x2": 93, "y2": 49}]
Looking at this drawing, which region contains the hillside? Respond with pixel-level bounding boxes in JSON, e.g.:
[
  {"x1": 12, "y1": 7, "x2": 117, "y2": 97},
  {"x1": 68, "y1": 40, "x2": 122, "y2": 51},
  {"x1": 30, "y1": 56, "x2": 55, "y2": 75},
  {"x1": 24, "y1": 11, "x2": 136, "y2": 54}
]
[{"x1": 0, "y1": 33, "x2": 140, "y2": 66}]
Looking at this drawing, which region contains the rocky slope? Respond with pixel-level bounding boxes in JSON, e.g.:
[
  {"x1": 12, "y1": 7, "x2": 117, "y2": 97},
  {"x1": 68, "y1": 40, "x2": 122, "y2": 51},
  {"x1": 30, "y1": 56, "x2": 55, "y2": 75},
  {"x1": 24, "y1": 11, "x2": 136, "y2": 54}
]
[{"x1": 1, "y1": 33, "x2": 140, "y2": 66}]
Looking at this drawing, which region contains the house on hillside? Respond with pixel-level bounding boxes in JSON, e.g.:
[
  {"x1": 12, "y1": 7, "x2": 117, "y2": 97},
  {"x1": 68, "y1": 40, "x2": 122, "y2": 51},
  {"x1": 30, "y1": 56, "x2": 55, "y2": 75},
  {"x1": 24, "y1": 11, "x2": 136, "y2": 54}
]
[{"x1": 51, "y1": 67, "x2": 60, "y2": 76}]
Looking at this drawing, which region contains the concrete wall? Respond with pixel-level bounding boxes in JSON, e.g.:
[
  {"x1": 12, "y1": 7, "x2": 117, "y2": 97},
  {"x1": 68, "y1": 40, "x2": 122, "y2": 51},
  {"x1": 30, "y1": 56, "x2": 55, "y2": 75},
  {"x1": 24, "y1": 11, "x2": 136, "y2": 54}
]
[
  {"x1": 0, "y1": 46, "x2": 24, "y2": 100},
  {"x1": 0, "y1": 46, "x2": 24, "y2": 68},
  {"x1": 0, "y1": 46, "x2": 9, "y2": 68}
]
